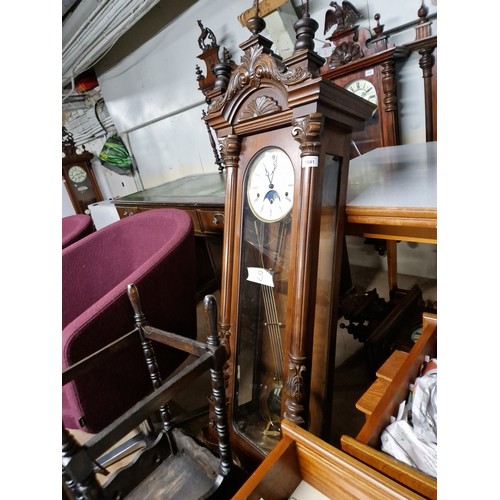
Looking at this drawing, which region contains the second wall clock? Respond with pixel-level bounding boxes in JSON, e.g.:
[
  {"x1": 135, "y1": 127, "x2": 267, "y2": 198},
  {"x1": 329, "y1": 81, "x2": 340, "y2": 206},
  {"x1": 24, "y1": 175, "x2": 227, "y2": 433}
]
[{"x1": 320, "y1": 10, "x2": 409, "y2": 157}]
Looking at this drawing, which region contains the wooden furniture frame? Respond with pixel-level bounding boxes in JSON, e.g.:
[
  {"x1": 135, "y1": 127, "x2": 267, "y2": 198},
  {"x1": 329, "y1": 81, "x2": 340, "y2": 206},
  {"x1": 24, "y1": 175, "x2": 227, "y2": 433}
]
[
  {"x1": 62, "y1": 287, "x2": 244, "y2": 499},
  {"x1": 346, "y1": 141, "x2": 437, "y2": 290},
  {"x1": 234, "y1": 419, "x2": 425, "y2": 499},
  {"x1": 403, "y1": 3, "x2": 437, "y2": 143},
  {"x1": 200, "y1": 3, "x2": 375, "y2": 464},
  {"x1": 341, "y1": 312, "x2": 437, "y2": 499}
]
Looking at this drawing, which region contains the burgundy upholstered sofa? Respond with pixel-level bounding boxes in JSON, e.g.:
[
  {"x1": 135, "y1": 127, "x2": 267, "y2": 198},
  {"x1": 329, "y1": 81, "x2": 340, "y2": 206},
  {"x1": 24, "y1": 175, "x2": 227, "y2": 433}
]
[
  {"x1": 62, "y1": 209, "x2": 197, "y2": 433},
  {"x1": 62, "y1": 214, "x2": 94, "y2": 249}
]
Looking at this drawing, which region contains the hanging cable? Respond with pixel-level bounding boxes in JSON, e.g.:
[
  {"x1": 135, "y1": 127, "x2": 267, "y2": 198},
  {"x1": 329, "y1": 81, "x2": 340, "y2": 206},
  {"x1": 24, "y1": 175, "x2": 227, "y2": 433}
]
[{"x1": 62, "y1": 0, "x2": 161, "y2": 87}]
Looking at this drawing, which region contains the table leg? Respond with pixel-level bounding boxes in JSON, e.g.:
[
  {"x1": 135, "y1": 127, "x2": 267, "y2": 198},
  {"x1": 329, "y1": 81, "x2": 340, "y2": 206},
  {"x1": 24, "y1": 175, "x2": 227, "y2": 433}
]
[{"x1": 386, "y1": 240, "x2": 398, "y2": 291}]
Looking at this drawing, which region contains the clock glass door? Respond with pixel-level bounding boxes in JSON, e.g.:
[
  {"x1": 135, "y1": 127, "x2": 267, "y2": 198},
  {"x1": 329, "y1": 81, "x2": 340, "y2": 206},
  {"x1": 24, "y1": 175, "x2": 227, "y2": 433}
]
[{"x1": 233, "y1": 147, "x2": 294, "y2": 454}]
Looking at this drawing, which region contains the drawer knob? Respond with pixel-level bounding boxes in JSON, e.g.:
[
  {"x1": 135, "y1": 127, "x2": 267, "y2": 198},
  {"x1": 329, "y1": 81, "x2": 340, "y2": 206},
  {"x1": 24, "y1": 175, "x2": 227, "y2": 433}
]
[{"x1": 212, "y1": 212, "x2": 224, "y2": 226}]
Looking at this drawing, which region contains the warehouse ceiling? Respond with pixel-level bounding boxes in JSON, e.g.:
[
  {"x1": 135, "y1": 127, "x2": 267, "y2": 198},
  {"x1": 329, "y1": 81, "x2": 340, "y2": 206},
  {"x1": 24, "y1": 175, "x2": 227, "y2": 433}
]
[{"x1": 62, "y1": 0, "x2": 198, "y2": 104}]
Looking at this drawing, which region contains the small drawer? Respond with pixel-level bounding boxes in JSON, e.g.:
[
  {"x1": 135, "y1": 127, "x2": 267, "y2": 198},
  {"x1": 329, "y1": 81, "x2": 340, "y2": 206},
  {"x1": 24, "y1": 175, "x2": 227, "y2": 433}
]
[
  {"x1": 197, "y1": 209, "x2": 225, "y2": 233},
  {"x1": 341, "y1": 312, "x2": 437, "y2": 499},
  {"x1": 115, "y1": 206, "x2": 140, "y2": 219}
]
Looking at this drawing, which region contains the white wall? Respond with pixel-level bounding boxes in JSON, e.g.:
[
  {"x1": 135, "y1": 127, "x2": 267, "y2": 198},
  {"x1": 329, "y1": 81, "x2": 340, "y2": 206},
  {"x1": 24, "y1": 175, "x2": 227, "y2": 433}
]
[
  {"x1": 87, "y1": 0, "x2": 437, "y2": 278},
  {"x1": 94, "y1": 0, "x2": 437, "y2": 189}
]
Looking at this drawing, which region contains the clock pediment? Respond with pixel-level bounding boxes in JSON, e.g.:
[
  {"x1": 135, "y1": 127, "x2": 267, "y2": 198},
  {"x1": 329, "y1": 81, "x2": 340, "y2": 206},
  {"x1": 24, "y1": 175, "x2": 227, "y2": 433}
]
[{"x1": 208, "y1": 42, "x2": 310, "y2": 118}]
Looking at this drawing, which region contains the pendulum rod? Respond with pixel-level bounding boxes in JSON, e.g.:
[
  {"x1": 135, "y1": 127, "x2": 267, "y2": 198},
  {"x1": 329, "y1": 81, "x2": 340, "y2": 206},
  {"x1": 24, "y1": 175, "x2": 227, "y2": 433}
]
[{"x1": 254, "y1": 220, "x2": 285, "y2": 381}]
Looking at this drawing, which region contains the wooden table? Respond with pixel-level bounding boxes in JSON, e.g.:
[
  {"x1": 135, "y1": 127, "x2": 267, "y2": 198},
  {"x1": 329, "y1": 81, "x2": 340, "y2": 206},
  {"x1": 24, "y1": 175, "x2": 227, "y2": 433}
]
[
  {"x1": 114, "y1": 142, "x2": 436, "y2": 293},
  {"x1": 114, "y1": 173, "x2": 226, "y2": 297},
  {"x1": 346, "y1": 141, "x2": 437, "y2": 289}
]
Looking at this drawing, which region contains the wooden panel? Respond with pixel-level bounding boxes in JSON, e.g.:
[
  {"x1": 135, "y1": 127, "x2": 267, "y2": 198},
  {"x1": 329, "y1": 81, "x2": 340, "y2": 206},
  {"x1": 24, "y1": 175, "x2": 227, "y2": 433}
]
[
  {"x1": 234, "y1": 420, "x2": 425, "y2": 499},
  {"x1": 115, "y1": 204, "x2": 204, "y2": 234},
  {"x1": 340, "y1": 436, "x2": 436, "y2": 500},
  {"x1": 115, "y1": 206, "x2": 140, "y2": 218},
  {"x1": 357, "y1": 313, "x2": 437, "y2": 446},
  {"x1": 355, "y1": 378, "x2": 390, "y2": 418},
  {"x1": 232, "y1": 438, "x2": 301, "y2": 500},
  {"x1": 237, "y1": 0, "x2": 289, "y2": 26},
  {"x1": 183, "y1": 208, "x2": 202, "y2": 233},
  {"x1": 346, "y1": 222, "x2": 437, "y2": 244},
  {"x1": 376, "y1": 350, "x2": 408, "y2": 382},
  {"x1": 356, "y1": 350, "x2": 409, "y2": 419}
]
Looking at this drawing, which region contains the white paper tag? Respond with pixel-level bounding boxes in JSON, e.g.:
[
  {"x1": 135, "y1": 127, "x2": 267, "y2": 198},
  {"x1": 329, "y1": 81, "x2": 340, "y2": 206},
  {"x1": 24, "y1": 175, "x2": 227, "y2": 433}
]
[
  {"x1": 247, "y1": 267, "x2": 274, "y2": 287},
  {"x1": 302, "y1": 156, "x2": 318, "y2": 168}
]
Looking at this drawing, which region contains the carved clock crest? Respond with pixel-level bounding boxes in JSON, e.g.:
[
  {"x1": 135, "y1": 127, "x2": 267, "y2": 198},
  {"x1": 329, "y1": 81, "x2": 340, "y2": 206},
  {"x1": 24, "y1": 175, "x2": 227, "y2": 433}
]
[{"x1": 320, "y1": 3, "x2": 409, "y2": 156}]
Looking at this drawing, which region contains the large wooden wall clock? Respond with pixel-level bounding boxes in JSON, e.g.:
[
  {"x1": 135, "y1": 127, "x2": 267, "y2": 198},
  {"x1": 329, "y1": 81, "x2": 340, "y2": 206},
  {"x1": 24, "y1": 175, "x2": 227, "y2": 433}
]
[
  {"x1": 62, "y1": 127, "x2": 103, "y2": 214},
  {"x1": 202, "y1": 1, "x2": 374, "y2": 466},
  {"x1": 319, "y1": 3, "x2": 409, "y2": 157}
]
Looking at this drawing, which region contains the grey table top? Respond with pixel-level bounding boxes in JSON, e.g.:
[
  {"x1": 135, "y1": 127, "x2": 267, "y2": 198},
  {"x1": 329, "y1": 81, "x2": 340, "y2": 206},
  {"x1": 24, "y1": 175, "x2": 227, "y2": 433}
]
[
  {"x1": 114, "y1": 142, "x2": 437, "y2": 212},
  {"x1": 346, "y1": 142, "x2": 437, "y2": 209}
]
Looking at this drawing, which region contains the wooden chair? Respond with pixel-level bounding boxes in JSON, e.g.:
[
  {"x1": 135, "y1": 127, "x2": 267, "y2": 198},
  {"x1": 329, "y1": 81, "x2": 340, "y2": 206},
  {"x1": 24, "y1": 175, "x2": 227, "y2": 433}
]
[{"x1": 62, "y1": 286, "x2": 246, "y2": 499}]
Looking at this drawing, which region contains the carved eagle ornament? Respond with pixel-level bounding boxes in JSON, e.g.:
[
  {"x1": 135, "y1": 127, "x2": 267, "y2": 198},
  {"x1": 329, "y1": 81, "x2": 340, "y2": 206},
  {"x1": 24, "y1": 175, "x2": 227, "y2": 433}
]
[{"x1": 324, "y1": 1, "x2": 362, "y2": 35}]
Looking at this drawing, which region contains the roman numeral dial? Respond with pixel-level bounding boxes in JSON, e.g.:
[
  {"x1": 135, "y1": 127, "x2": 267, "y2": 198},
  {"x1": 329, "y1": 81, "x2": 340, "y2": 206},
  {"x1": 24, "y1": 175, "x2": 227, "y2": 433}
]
[{"x1": 345, "y1": 78, "x2": 378, "y2": 112}]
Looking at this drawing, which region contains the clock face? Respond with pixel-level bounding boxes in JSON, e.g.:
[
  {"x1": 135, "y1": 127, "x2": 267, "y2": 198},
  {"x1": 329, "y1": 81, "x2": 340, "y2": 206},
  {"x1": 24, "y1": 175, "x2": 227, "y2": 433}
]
[
  {"x1": 247, "y1": 148, "x2": 295, "y2": 223},
  {"x1": 344, "y1": 78, "x2": 378, "y2": 109},
  {"x1": 68, "y1": 165, "x2": 88, "y2": 183}
]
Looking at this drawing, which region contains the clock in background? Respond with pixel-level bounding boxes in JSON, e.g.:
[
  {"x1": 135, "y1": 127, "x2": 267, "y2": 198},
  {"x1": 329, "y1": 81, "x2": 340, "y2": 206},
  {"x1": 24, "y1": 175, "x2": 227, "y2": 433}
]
[
  {"x1": 344, "y1": 78, "x2": 378, "y2": 110},
  {"x1": 62, "y1": 128, "x2": 104, "y2": 214},
  {"x1": 68, "y1": 165, "x2": 88, "y2": 183},
  {"x1": 320, "y1": 11, "x2": 409, "y2": 157}
]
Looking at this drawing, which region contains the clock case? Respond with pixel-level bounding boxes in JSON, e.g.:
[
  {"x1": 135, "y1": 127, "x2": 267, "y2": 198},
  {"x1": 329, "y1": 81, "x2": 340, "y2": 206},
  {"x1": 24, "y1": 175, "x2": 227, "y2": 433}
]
[
  {"x1": 320, "y1": 13, "x2": 409, "y2": 156},
  {"x1": 62, "y1": 127, "x2": 104, "y2": 214},
  {"x1": 202, "y1": 8, "x2": 374, "y2": 465}
]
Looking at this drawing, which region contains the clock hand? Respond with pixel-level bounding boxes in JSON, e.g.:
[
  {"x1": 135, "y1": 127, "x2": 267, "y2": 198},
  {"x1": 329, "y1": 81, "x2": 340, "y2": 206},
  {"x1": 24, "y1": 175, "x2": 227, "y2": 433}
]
[
  {"x1": 264, "y1": 165, "x2": 272, "y2": 185},
  {"x1": 265, "y1": 161, "x2": 277, "y2": 185},
  {"x1": 264, "y1": 155, "x2": 278, "y2": 188}
]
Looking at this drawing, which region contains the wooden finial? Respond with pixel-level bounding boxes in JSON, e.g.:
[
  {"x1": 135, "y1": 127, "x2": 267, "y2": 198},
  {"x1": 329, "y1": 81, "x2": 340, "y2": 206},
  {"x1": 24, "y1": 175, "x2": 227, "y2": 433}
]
[
  {"x1": 373, "y1": 13, "x2": 385, "y2": 38},
  {"x1": 418, "y1": 2, "x2": 429, "y2": 23},
  {"x1": 246, "y1": 0, "x2": 266, "y2": 35},
  {"x1": 293, "y1": 0, "x2": 318, "y2": 52}
]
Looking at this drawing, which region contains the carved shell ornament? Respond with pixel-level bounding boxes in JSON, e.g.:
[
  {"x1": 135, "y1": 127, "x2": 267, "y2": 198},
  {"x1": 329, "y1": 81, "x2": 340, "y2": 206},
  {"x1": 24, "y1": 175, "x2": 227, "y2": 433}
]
[
  {"x1": 329, "y1": 40, "x2": 363, "y2": 67},
  {"x1": 238, "y1": 95, "x2": 281, "y2": 122},
  {"x1": 208, "y1": 44, "x2": 310, "y2": 113}
]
